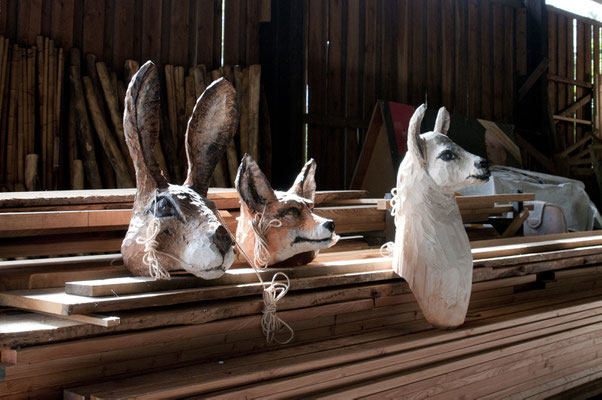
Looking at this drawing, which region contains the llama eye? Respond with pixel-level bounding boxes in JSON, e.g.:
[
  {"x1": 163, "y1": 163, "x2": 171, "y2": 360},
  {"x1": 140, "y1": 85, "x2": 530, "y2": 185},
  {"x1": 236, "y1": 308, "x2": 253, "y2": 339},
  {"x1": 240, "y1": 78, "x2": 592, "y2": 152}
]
[{"x1": 438, "y1": 150, "x2": 456, "y2": 161}]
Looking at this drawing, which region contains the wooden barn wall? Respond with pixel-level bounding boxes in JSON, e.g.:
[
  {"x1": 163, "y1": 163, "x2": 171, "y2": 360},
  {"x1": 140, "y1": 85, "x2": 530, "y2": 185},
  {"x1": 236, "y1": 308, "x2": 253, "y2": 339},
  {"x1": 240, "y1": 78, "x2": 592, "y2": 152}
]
[
  {"x1": 306, "y1": 0, "x2": 527, "y2": 189},
  {"x1": 0, "y1": 0, "x2": 263, "y2": 75},
  {"x1": 547, "y1": 6, "x2": 601, "y2": 151}
]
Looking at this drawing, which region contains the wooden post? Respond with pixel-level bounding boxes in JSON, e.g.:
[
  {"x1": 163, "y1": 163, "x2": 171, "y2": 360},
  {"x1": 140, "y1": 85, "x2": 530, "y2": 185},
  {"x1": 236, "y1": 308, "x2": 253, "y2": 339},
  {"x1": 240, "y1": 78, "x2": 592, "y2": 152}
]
[
  {"x1": 96, "y1": 61, "x2": 135, "y2": 180},
  {"x1": 71, "y1": 159, "x2": 84, "y2": 190},
  {"x1": 25, "y1": 153, "x2": 39, "y2": 191},
  {"x1": 164, "y1": 65, "x2": 178, "y2": 147},
  {"x1": 6, "y1": 45, "x2": 19, "y2": 187},
  {"x1": 42, "y1": 37, "x2": 49, "y2": 188},
  {"x1": 124, "y1": 59, "x2": 139, "y2": 84},
  {"x1": 82, "y1": 76, "x2": 134, "y2": 188},
  {"x1": 47, "y1": 42, "x2": 56, "y2": 189},
  {"x1": 239, "y1": 67, "x2": 250, "y2": 155},
  {"x1": 69, "y1": 48, "x2": 102, "y2": 189},
  {"x1": 0, "y1": 37, "x2": 8, "y2": 182},
  {"x1": 191, "y1": 65, "x2": 206, "y2": 99},
  {"x1": 248, "y1": 64, "x2": 261, "y2": 162},
  {"x1": 175, "y1": 65, "x2": 186, "y2": 146},
  {"x1": 17, "y1": 47, "x2": 25, "y2": 187}
]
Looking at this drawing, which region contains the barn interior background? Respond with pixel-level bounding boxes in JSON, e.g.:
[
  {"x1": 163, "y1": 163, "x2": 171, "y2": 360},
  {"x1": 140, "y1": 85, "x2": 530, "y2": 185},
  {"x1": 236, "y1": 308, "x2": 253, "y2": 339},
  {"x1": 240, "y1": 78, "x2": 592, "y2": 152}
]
[{"x1": 0, "y1": 0, "x2": 602, "y2": 203}]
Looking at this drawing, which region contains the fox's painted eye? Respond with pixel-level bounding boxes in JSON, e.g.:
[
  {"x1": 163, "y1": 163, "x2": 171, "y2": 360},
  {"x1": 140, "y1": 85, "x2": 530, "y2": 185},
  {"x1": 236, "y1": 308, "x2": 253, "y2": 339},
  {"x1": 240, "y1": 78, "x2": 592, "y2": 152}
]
[
  {"x1": 438, "y1": 150, "x2": 456, "y2": 162},
  {"x1": 285, "y1": 207, "x2": 301, "y2": 218}
]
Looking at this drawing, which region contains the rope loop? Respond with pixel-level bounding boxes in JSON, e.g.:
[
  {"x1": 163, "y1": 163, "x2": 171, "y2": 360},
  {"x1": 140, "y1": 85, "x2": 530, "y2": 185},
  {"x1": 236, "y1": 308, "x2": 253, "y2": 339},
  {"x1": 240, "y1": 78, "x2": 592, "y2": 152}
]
[
  {"x1": 261, "y1": 272, "x2": 294, "y2": 344},
  {"x1": 250, "y1": 208, "x2": 282, "y2": 269},
  {"x1": 135, "y1": 192, "x2": 171, "y2": 280}
]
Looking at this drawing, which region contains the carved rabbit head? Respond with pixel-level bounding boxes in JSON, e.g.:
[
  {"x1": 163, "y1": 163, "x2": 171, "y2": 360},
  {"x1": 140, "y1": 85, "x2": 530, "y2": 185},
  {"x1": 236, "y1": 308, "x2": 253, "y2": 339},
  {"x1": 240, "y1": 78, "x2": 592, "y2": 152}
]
[{"x1": 121, "y1": 61, "x2": 238, "y2": 279}]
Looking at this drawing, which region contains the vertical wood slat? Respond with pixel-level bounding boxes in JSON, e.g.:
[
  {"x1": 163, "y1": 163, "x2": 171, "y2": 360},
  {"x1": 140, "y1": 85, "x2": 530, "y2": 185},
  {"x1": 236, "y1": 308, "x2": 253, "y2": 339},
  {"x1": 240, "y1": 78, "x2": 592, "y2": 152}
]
[
  {"x1": 576, "y1": 21, "x2": 585, "y2": 141},
  {"x1": 466, "y1": 0, "x2": 480, "y2": 118},
  {"x1": 410, "y1": 0, "x2": 425, "y2": 105},
  {"x1": 557, "y1": 15, "x2": 568, "y2": 147},
  {"x1": 548, "y1": 10, "x2": 558, "y2": 126},
  {"x1": 325, "y1": 0, "x2": 344, "y2": 189},
  {"x1": 344, "y1": 0, "x2": 362, "y2": 187},
  {"x1": 426, "y1": 0, "x2": 442, "y2": 108},
  {"x1": 480, "y1": 1, "x2": 492, "y2": 121},
  {"x1": 82, "y1": 0, "x2": 105, "y2": 60},
  {"x1": 442, "y1": 0, "x2": 455, "y2": 111},
  {"x1": 141, "y1": 0, "x2": 163, "y2": 64},
  {"x1": 307, "y1": 0, "x2": 328, "y2": 187},
  {"x1": 394, "y1": 0, "x2": 409, "y2": 106},
  {"x1": 454, "y1": 0, "x2": 467, "y2": 116},
  {"x1": 492, "y1": 3, "x2": 504, "y2": 122},
  {"x1": 567, "y1": 16, "x2": 575, "y2": 145},
  {"x1": 503, "y1": 6, "x2": 514, "y2": 122}
]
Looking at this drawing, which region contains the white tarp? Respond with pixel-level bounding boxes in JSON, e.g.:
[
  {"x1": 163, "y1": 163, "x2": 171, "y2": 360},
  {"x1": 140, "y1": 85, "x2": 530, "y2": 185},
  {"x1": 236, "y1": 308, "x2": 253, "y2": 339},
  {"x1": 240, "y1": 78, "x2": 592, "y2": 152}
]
[{"x1": 458, "y1": 166, "x2": 602, "y2": 231}]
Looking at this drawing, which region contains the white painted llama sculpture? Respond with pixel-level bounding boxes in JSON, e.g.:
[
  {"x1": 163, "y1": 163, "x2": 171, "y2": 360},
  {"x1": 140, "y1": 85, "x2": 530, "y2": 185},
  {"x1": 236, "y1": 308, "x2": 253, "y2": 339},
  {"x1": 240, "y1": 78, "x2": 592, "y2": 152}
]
[{"x1": 392, "y1": 105, "x2": 490, "y2": 328}]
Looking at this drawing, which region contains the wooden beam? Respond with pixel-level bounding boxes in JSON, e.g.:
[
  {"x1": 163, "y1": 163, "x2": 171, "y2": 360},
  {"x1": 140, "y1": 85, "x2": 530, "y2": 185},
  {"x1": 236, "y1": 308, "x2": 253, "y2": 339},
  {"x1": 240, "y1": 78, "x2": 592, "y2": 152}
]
[
  {"x1": 553, "y1": 115, "x2": 592, "y2": 125},
  {"x1": 519, "y1": 57, "x2": 548, "y2": 101},
  {"x1": 547, "y1": 74, "x2": 593, "y2": 89},
  {"x1": 556, "y1": 93, "x2": 592, "y2": 117}
]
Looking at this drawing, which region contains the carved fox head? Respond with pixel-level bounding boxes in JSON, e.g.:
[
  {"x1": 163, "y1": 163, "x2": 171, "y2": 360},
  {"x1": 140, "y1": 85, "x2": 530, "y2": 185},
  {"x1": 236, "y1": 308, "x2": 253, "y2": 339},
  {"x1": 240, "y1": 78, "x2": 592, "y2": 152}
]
[
  {"x1": 121, "y1": 61, "x2": 238, "y2": 279},
  {"x1": 235, "y1": 154, "x2": 338, "y2": 267}
]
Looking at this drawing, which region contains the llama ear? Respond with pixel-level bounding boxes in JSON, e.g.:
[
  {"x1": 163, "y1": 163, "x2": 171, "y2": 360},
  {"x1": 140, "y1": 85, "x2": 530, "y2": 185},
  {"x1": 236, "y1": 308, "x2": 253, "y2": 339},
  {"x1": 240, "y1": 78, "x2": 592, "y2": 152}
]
[
  {"x1": 235, "y1": 154, "x2": 278, "y2": 213},
  {"x1": 123, "y1": 61, "x2": 168, "y2": 205},
  {"x1": 434, "y1": 106, "x2": 450, "y2": 135},
  {"x1": 407, "y1": 104, "x2": 427, "y2": 163},
  {"x1": 184, "y1": 78, "x2": 239, "y2": 197},
  {"x1": 288, "y1": 158, "x2": 316, "y2": 204}
]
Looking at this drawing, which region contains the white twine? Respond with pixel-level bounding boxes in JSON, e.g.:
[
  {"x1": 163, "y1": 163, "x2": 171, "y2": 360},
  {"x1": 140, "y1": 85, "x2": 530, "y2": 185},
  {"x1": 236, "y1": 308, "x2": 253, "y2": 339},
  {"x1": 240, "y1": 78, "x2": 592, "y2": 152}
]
[
  {"x1": 380, "y1": 187, "x2": 401, "y2": 258},
  {"x1": 250, "y1": 209, "x2": 282, "y2": 269},
  {"x1": 135, "y1": 195, "x2": 171, "y2": 280},
  {"x1": 217, "y1": 209, "x2": 294, "y2": 345}
]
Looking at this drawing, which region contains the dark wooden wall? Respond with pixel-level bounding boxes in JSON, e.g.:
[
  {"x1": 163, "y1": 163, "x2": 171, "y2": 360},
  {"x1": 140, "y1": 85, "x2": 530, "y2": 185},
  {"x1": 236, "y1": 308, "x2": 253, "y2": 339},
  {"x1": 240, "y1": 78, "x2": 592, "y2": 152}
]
[
  {"x1": 0, "y1": 0, "x2": 266, "y2": 73},
  {"x1": 305, "y1": 0, "x2": 528, "y2": 189},
  {"x1": 548, "y1": 6, "x2": 601, "y2": 150}
]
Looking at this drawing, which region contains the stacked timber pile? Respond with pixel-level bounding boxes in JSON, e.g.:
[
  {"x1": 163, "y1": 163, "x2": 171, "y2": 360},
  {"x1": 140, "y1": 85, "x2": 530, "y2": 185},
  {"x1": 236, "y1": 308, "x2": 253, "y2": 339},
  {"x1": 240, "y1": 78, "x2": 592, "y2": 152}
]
[
  {"x1": 0, "y1": 35, "x2": 269, "y2": 192},
  {"x1": 1, "y1": 190, "x2": 602, "y2": 398},
  {"x1": 0, "y1": 35, "x2": 65, "y2": 192},
  {"x1": 69, "y1": 55, "x2": 268, "y2": 191}
]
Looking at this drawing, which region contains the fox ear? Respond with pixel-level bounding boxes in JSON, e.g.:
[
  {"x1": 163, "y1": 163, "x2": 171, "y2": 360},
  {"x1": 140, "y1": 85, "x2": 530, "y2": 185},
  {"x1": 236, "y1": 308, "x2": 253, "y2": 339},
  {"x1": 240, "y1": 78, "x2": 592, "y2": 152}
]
[
  {"x1": 434, "y1": 106, "x2": 450, "y2": 135},
  {"x1": 288, "y1": 158, "x2": 316, "y2": 204},
  {"x1": 235, "y1": 154, "x2": 278, "y2": 213}
]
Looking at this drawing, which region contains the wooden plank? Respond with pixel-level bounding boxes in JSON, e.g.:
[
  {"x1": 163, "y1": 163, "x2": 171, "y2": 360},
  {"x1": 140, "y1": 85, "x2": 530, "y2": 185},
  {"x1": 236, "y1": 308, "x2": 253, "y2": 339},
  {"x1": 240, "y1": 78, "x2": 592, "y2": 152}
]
[
  {"x1": 65, "y1": 259, "x2": 392, "y2": 297},
  {"x1": 466, "y1": 0, "x2": 480, "y2": 117},
  {"x1": 0, "y1": 268, "x2": 397, "y2": 316},
  {"x1": 0, "y1": 188, "x2": 367, "y2": 209},
  {"x1": 168, "y1": 0, "x2": 189, "y2": 66},
  {"x1": 62, "y1": 301, "x2": 602, "y2": 399}
]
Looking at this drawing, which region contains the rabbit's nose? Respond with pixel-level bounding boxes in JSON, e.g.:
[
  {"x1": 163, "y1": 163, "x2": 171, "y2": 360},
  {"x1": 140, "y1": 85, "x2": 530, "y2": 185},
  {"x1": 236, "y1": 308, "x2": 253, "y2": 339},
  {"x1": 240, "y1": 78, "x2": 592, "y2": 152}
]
[{"x1": 212, "y1": 225, "x2": 233, "y2": 255}]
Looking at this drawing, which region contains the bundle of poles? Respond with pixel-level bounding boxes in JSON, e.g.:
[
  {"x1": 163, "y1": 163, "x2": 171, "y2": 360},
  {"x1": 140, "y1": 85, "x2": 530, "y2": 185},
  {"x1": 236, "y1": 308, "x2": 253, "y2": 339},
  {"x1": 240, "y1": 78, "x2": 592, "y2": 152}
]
[
  {"x1": 0, "y1": 35, "x2": 64, "y2": 192},
  {"x1": 0, "y1": 34, "x2": 268, "y2": 192}
]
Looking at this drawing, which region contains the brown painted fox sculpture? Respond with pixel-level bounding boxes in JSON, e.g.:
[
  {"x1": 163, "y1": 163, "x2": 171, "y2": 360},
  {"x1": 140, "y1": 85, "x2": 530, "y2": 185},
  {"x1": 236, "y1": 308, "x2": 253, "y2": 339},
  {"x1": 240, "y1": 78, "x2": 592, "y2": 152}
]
[
  {"x1": 121, "y1": 61, "x2": 239, "y2": 279},
  {"x1": 235, "y1": 154, "x2": 339, "y2": 267}
]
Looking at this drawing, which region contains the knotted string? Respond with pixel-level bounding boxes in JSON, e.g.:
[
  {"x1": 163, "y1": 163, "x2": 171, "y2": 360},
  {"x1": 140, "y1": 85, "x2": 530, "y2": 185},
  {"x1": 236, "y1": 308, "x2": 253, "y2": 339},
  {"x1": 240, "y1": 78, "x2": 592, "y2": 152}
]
[
  {"x1": 250, "y1": 208, "x2": 282, "y2": 269},
  {"x1": 217, "y1": 209, "x2": 294, "y2": 345},
  {"x1": 135, "y1": 193, "x2": 171, "y2": 280}
]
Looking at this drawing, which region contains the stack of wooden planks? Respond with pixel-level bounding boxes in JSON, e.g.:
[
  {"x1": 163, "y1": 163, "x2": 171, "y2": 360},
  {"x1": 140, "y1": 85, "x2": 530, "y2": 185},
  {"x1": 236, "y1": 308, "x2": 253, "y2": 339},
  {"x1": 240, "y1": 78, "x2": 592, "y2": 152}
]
[{"x1": 1, "y1": 189, "x2": 602, "y2": 398}]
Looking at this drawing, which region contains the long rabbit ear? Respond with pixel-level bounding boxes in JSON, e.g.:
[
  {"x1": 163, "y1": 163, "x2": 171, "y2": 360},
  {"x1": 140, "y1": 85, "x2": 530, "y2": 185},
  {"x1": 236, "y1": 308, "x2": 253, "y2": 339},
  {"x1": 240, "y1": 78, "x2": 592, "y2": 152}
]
[
  {"x1": 287, "y1": 158, "x2": 316, "y2": 204},
  {"x1": 235, "y1": 153, "x2": 278, "y2": 213},
  {"x1": 124, "y1": 61, "x2": 168, "y2": 204},
  {"x1": 184, "y1": 78, "x2": 239, "y2": 196},
  {"x1": 407, "y1": 104, "x2": 427, "y2": 165},
  {"x1": 434, "y1": 106, "x2": 450, "y2": 135}
]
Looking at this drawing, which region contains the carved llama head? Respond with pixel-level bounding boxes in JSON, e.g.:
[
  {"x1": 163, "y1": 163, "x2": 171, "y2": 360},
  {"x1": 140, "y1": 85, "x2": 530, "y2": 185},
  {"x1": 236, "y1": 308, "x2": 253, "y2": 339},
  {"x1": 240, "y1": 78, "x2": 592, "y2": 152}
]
[
  {"x1": 392, "y1": 104, "x2": 490, "y2": 329},
  {"x1": 121, "y1": 61, "x2": 238, "y2": 279},
  {"x1": 410, "y1": 105, "x2": 490, "y2": 192}
]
